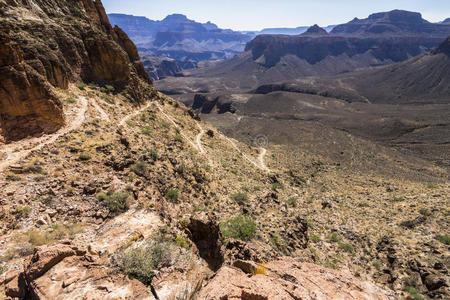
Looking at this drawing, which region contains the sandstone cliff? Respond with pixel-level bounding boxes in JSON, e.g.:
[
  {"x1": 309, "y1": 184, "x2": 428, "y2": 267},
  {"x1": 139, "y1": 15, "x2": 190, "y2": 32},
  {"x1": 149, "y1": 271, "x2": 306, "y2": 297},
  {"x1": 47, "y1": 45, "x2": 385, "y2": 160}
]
[{"x1": 0, "y1": 0, "x2": 153, "y2": 142}]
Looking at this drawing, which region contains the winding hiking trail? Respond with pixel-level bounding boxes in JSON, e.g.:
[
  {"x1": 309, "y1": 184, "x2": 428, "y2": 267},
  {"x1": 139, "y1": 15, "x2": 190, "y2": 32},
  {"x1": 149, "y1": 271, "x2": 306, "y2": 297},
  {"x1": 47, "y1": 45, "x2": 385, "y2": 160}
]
[
  {"x1": 195, "y1": 122, "x2": 206, "y2": 154},
  {"x1": 218, "y1": 132, "x2": 271, "y2": 172},
  {"x1": 92, "y1": 99, "x2": 110, "y2": 122},
  {"x1": 118, "y1": 101, "x2": 152, "y2": 128},
  {"x1": 0, "y1": 96, "x2": 88, "y2": 173}
]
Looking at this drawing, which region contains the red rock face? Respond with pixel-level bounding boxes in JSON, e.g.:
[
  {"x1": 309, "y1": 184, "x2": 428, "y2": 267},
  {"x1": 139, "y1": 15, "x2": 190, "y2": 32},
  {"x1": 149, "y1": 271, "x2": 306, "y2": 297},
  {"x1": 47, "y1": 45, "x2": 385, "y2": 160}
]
[
  {"x1": 0, "y1": 0, "x2": 153, "y2": 142},
  {"x1": 198, "y1": 257, "x2": 391, "y2": 299}
]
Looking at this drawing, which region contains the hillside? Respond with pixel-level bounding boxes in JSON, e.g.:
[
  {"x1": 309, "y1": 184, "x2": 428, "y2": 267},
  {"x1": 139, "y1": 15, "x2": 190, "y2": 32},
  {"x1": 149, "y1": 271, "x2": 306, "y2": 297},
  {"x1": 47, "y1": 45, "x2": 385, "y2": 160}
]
[{"x1": 0, "y1": 2, "x2": 449, "y2": 300}]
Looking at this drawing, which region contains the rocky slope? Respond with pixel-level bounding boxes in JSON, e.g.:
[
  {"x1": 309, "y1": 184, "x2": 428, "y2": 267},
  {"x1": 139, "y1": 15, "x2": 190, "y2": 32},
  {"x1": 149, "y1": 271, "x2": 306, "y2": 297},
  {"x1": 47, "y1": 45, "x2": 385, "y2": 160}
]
[
  {"x1": 0, "y1": 0, "x2": 153, "y2": 143},
  {"x1": 0, "y1": 2, "x2": 448, "y2": 300}
]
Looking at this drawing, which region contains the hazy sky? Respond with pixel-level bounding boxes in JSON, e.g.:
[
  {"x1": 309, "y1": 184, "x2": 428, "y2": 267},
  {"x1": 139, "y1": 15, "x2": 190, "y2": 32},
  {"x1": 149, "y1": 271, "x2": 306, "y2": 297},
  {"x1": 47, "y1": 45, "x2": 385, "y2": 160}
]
[{"x1": 102, "y1": 0, "x2": 450, "y2": 31}]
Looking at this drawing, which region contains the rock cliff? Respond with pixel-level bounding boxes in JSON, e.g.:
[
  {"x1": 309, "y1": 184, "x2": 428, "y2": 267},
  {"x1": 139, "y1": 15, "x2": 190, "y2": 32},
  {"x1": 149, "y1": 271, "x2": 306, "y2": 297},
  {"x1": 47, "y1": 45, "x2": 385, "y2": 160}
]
[{"x1": 0, "y1": 0, "x2": 153, "y2": 142}]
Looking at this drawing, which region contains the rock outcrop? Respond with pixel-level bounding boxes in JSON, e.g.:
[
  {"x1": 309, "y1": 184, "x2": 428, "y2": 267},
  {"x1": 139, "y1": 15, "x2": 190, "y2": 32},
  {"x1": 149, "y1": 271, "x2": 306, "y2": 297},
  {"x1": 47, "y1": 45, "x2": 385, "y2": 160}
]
[
  {"x1": 0, "y1": 0, "x2": 153, "y2": 142},
  {"x1": 198, "y1": 257, "x2": 391, "y2": 299},
  {"x1": 6, "y1": 242, "x2": 155, "y2": 299}
]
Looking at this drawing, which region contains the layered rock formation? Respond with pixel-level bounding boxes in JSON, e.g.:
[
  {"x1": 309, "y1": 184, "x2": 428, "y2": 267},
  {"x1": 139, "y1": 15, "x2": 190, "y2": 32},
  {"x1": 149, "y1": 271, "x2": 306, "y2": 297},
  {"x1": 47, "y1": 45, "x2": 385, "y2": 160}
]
[{"x1": 0, "y1": 0, "x2": 153, "y2": 142}]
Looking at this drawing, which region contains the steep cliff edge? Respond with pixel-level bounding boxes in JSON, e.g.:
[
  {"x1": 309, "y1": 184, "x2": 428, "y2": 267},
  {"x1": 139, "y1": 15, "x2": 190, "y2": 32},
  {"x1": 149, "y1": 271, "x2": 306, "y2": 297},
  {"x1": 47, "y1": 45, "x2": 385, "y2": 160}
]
[{"x1": 0, "y1": 0, "x2": 153, "y2": 142}]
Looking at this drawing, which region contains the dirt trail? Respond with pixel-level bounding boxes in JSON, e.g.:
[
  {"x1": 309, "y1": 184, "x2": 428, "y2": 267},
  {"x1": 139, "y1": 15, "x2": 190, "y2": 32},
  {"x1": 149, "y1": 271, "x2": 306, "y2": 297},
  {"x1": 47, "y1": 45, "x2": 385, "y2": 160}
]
[
  {"x1": 0, "y1": 96, "x2": 88, "y2": 173},
  {"x1": 118, "y1": 102, "x2": 152, "y2": 127},
  {"x1": 219, "y1": 133, "x2": 271, "y2": 172},
  {"x1": 154, "y1": 102, "x2": 199, "y2": 151},
  {"x1": 92, "y1": 99, "x2": 110, "y2": 122},
  {"x1": 195, "y1": 122, "x2": 206, "y2": 154}
]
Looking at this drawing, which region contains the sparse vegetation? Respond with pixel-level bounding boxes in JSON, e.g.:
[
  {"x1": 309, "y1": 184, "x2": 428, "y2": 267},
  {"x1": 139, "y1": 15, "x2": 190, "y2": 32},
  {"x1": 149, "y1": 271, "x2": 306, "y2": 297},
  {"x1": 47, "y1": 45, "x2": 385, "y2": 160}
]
[
  {"x1": 285, "y1": 197, "x2": 297, "y2": 207},
  {"x1": 77, "y1": 82, "x2": 87, "y2": 90},
  {"x1": 97, "y1": 191, "x2": 130, "y2": 213},
  {"x1": 131, "y1": 160, "x2": 148, "y2": 176},
  {"x1": 328, "y1": 232, "x2": 340, "y2": 243},
  {"x1": 175, "y1": 236, "x2": 189, "y2": 249},
  {"x1": 126, "y1": 120, "x2": 136, "y2": 127},
  {"x1": 13, "y1": 205, "x2": 31, "y2": 218},
  {"x1": 148, "y1": 149, "x2": 158, "y2": 161},
  {"x1": 399, "y1": 219, "x2": 416, "y2": 229},
  {"x1": 310, "y1": 234, "x2": 321, "y2": 243},
  {"x1": 338, "y1": 242, "x2": 354, "y2": 253},
  {"x1": 392, "y1": 196, "x2": 405, "y2": 202},
  {"x1": 78, "y1": 153, "x2": 91, "y2": 161},
  {"x1": 231, "y1": 192, "x2": 248, "y2": 205},
  {"x1": 435, "y1": 234, "x2": 450, "y2": 245},
  {"x1": 404, "y1": 286, "x2": 429, "y2": 300},
  {"x1": 175, "y1": 134, "x2": 183, "y2": 142},
  {"x1": 65, "y1": 97, "x2": 76, "y2": 104},
  {"x1": 253, "y1": 264, "x2": 266, "y2": 275},
  {"x1": 165, "y1": 188, "x2": 179, "y2": 203},
  {"x1": 141, "y1": 126, "x2": 152, "y2": 136},
  {"x1": 120, "y1": 229, "x2": 187, "y2": 285},
  {"x1": 271, "y1": 182, "x2": 284, "y2": 191},
  {"x1": 220, "y1": 215, "x2": 256, "y2": 241}
]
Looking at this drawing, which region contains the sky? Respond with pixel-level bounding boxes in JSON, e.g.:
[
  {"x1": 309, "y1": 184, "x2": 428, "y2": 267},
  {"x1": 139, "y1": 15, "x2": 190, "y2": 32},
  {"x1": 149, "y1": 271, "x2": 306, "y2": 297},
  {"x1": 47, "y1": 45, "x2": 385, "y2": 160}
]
[{"x1": 102, "y1": 0, "x2": 450, "y2": 31}]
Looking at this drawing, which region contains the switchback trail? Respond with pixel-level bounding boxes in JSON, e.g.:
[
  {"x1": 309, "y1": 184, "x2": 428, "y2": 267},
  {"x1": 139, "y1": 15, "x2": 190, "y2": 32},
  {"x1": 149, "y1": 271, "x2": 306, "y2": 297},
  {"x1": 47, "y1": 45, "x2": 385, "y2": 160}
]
[{"x1": 0, "y1": 96, "x2": 88, "y2": 173}]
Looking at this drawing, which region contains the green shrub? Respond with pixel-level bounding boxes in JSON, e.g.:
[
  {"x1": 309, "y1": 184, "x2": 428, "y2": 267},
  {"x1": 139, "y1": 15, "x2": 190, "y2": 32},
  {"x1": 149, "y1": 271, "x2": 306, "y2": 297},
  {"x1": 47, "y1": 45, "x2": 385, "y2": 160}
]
[
  {"x1": 338, "y1": 242, "x2": 354, "y2": 253},
  {"x1": 97, "y1": 191, "x2": 129, "y2": 213},
  {"x1": 65, "y1": 97, "x2": 76, "y2": 104},
  {"x1": 435, "y1": 234, "x2": 450, "y2": 245},
  {"x1": 400, "y1": 219, "x2": 416, "y2": 229},
  {"x1": 220, "y1": 215, "x2": 256, "y2": 241},
  {"x1": 404, "y1": 286, "x2": 428, "y2": 300},
  {"x1": 165, "y1": 188, "x2": 179, "y2": 203},
  {"x1": 328, "y1": 233, "x2": 340, "y2": 243},
  {"x1": 148, "y1": 149, "x2": 158, "y2": 161},
  {"x1": 126, "y1": 120, "x2": 136, "y2": 127},
  {"x1": 78, "y1": 153, "x2": 91, "y2": 161},
  {"x1": 426, "y1": 183, "x2": 437, "y2": 189},
  {"x1": 77, "y1": 82, "x2": 87, "y2": 90},
  {"x1": 392, "y1": 196, "x2": 405, "y2": 202},
  {"x1": 310, "y1": 234, "x2": 321, "y2": 243},
  {"x1": 285, "y1": 197, "x2": 297, "y2": 207},
  {"x1": 175, "y1": 236, "x2": 189, "y2": 249},
  {"x1": 271, "y1": 182, "x2": 284, "y2": 191},
  {"x1": 358, "y1": 202, "x2": 370, "y2": 207},
  {"x1": 120, "y1": 232, "x2": 179, "y2": 285},
  {"x1": 175, "y1": 134, "x2": 183, "y2": 142},
  {"x1": 131, "y1": 161, "x2": 148, "y2": 176},
  {"x1": 105, "y1": 85, "x2": 115, "y2": 93},
  {"x1": 141, "y1": 126, "x2": 152, "y2": 136},
  {"x1": 231, "y1": 192, "x2": 248, "y2": 205}
]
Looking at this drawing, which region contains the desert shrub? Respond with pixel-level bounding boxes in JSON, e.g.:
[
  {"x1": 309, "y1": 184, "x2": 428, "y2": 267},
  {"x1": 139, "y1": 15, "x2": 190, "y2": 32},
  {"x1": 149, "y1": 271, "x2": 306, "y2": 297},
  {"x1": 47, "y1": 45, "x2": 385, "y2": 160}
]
[
  {"x1": 271, "y1": 182, "x2": 284, "y2": 191},
  {"x1": 5, "y1": 174, "x2": 21, "y2": 181},
  {"x1": 392, "y1": 196, "x2": 404, "y2": 202},
  {"x1": 126, "y1": 120, "x2": 136, "y2": 127},
  {"x1": 120, "y1": 231, "x2": 185, "y2": 285},
  {"x1": 404, "y1": 286, "x2": 429, "y2": 300},
  {"x1": 231, "y1": 192, "x2": 248, "y2": 205},
  {"x1": 435, "y1": 234, "x2": 450, "y2": 245},
  {"x1": 131, "y1": 161, "x2": 148, "y2": 176},
  {"x1": 285, "y1": 197, "x2": 297, "y2": 207},
  {"x1": 24, "y1": 160, "x2": 44, "y2": 173},
  {"x1": 338, "y1": 242, "x2": 354, "y2": 253},
  {"x1": 426, "y1": 183, "x2": 437, "y2": 189},
  {"x1": 97, "y1": 191, "x2": 129, "y2": 213},
  {"x1": 141, "y1": 126, "x2": 152, "y2": 136},
  {"x1": 399, "y1": 219, "x2": 416, "y2": 229},
  {"x1": 78, "y1": 153, "x2": 91, "y2": 161},
  {"x1": 77, "y1": 82, "x2": 87, "y2": 90},
  {"x1": 220, "y1": 215, "x2": 256, "y2": 241},
  {"x1": 328, "y1": 233, "x2": 340, "y2": 243},
  {"x1": 13, "y1": 205, "x2": 31, "y2": 218},
  {"x1": 65, "y1": 97, "x2": 76, "y2": 104},
  {"x1": 105, "y1": 85, "x2": 115, "y2": 93},
  {"x1": 175, "y1": 134, "x2": 183, "y2": 142},
  {"x1": 358, "y1": 202, "x2": 370, "y2": 207},
  {"x1": 175, "y1": 236, "x2": 189, "y2": 249},
  {"x1": 165, "y1": 188, "x2": 179, "y2": 203},
  {"x1": 310, "y1": 234, "x2": 321, "y2": 243},
  {"x1": 148, "y1": 149, "x2": 158, "y2": 161}
]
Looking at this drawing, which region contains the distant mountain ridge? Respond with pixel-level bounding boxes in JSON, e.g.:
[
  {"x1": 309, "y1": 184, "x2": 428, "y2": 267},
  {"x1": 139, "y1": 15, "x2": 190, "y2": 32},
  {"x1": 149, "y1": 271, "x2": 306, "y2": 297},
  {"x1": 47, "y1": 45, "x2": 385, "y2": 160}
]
[{"x1": 109, "y1": 13, "x2": 252, "y2": 61}]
